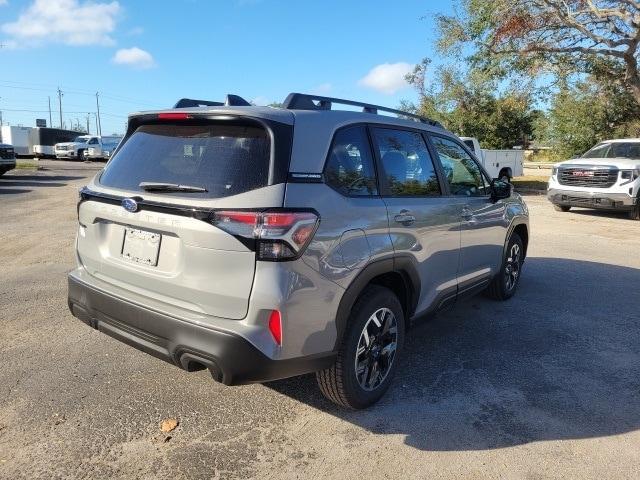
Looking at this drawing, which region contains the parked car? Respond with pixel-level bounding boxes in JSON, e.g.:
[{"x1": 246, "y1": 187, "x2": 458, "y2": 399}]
[
  {"x1": 85, "y1": 136, "x2": 123, "y2": 160},
  {"x1": 547, "y1": 138, "x2": 640, "y2": 220},
  {"x1": 68, "y1": 93, "x2": 530, "y2": 409},
  {"x1": 0, "y1": 143, "x2": 16, "y2": 176},
  {"x1": 55, "y1": 135, "x2": 100, "y2": 161},
  {"x1": 460, "y1": 137, "x2": 524, "y2": 180}
]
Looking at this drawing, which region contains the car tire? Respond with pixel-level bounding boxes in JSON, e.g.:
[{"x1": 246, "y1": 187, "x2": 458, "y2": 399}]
[
  {"x1": 629, "y1": 200, "x2": 640, "y2": 221},
  {"x1": 485, "y1": 232, "x2": 524, "y2": 301},
  {"x1": 0, "y1": 169, "x2": 6, "y2": 177},
  {"x1": 316, "y1": 285, "x2": 405, "y2": 409},
  {"x1": 554, "y1": 205, "x2": 571, "y2": 212},
  {"x1": 77, "y1": 149, "x2": 86, "y2": 162}
]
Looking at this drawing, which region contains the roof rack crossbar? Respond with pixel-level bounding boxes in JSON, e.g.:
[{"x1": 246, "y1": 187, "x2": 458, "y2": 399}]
[
  {"x1": 282, "y1": 93, "x2": 442, "y2": 127},
  {"x1": 173, "y1": 94, "x2": 252, "y2": 109}
]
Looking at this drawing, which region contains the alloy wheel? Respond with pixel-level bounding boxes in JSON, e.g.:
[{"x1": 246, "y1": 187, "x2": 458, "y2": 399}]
[
  {"x1": 354, "y1": 307, "x2": 398, "y2": 391},
  {"x1": 504, "y1": 243, "x2": 521, "y2": 291}
]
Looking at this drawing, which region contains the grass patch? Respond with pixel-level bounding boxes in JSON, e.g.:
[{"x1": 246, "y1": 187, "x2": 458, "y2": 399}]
[
  {"x1": 511, "y1": 175, "x2": 549, "y2": 191},
  {"x1": 15, "y1": 160, "x2": 39, "y2": 170}
]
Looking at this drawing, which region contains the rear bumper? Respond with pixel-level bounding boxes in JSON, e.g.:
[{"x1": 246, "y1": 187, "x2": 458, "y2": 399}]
[
  {"x1": 547, "y1": 188, "x2": 637, "y2": 210},
  {"x1": 0, "y1": 159, "x2": 16, "y2": 170},
  {"x1": 67, "y1": 272, "x2": 335, "y2": 385}
]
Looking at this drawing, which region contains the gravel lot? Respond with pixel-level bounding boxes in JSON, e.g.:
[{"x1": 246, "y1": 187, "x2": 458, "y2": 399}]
[{"x1": 1, "y1": 163, "x2": 639, "y2": 480}]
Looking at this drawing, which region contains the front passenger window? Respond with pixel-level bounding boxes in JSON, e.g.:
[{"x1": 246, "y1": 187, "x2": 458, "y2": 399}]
[{"x1": 430, "y1": 136, "x2": 488, "y2": 196}]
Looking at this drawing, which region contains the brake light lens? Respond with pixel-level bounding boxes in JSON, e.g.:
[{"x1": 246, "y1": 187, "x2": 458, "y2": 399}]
[
  {"x1": 268, "y1": 310, "x2": 282, "y2": 346},
  {"x1": 211, "y1": 210, "x2": 319, "y2": 261},
  {"x1": 157, "y1": 113, "x2": 190, "y2": 120}
]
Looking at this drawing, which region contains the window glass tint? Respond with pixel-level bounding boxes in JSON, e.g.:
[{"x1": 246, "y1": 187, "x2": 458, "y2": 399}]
[
  {"x1": 582, "y1": 142, "x2": 640, "y2": 159},
  {"x1": 324, "y1": 126, "x2": 378, "y2": 196},
  {"x1": 372, "y1": 128, "x2": 440, "y2": 196},
  {"x1": 99, "y1": 123, "x2": 270, "y2": 198},
  {"x1": 430, "y1": 135, "x2": 488, "y2": 196}
]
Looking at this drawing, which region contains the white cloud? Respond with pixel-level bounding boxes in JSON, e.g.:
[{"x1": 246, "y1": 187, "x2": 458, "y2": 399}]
[
  {"x1": 112, "y1": 47, "x2": 155, "y2": 69},
  {"x1": 0, "y1": 1, "x2": 8, "y2": 6},
  {"x1": 358, "y1": 62, "x2": 414, "y2": 94},
  {"x1": 1, "y1": 0, "x2": 120, "y2": 46}
]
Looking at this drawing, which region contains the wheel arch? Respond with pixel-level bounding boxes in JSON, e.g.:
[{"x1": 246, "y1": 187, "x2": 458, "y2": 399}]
[
  {"x1": 507, "y1": 220, "x2": 529, "y2": 259},
  {"x1": 333, "y1": 258, "x2": 420, "y2": 351},
  {"x1": 499, "y1": 167, "x2": 513, "y2": 179}
]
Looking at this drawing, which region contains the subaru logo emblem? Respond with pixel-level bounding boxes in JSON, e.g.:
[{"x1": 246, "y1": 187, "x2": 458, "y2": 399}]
[{"x1": 122, "y1": 198, "x2": 139, "y2": 213}]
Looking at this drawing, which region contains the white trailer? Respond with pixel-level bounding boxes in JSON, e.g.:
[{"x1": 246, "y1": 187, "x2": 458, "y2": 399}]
[
  {"x1": 460, "y1": 137, "x2": 524, "y2": 180},
  {"x1": 0, "y1": 126, "x2": 32, "y2": 156}
]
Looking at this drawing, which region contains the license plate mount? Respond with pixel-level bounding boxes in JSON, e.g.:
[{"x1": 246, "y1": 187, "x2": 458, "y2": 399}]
[{"x1": 122, "y1": 227, "x2": 161, "y2": 266}]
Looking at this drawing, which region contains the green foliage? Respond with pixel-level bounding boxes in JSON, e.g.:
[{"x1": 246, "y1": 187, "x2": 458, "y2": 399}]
[
  {"x1": 537, "y1": 75, "x2": 640, "y2": 159},
  {"x1": 422, "y1": 1, "x2": 640, "y2": 158},
  {"x1": 405, "y1": 58, "x2": 536, "y2": 149}
]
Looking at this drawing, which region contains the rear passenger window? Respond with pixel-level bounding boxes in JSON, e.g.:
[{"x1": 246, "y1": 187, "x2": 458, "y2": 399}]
[
  {"x1": 371, "y1": 128, "x2": 440, "y2": 196},
  {"x1": 324, "y1": 126, "x2": 378, "y2": 196}
]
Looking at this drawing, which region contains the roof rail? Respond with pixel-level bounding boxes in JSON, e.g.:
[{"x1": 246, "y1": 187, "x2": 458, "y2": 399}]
[
  {"x1": 282, "y1": 92, "x2": 442, "y2": 127},
  {"x1": 173, "y1": 94, "x2": 252, "y2": 109}
]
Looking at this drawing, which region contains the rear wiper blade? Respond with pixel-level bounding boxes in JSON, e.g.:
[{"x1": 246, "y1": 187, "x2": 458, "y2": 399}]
[{"x1": 139, "y1": 182, "x2": 207, "y2": 193}]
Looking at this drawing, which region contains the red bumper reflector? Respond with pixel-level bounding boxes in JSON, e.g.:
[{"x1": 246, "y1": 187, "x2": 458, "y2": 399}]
[{"x1": 268, "y1": 310, "x2": 282, "y2": 346}]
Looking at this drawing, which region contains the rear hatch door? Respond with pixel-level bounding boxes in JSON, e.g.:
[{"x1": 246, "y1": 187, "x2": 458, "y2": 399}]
[{"x1": 77, "y1": 114, "x2": 292, "y2": 319}]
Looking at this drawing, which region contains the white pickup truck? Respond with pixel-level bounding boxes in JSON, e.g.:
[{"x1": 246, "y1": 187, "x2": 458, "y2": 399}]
[
  {"x1": 547, "y1": 138, "x2": 640, "y2": 220},
  {"x1": 460, "y1": 137, "x2": 524, "y2": 180},
  {"x1": 55, "y1": 135, "x2": 101, "y2": 161},
  {"x1": 85, "y1": 135, "x2": 123, "y2": 160}
]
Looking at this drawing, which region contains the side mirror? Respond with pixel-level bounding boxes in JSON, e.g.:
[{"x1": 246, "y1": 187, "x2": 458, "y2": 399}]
[{"x1": 491, "y1": 178, "x2": 512, "y2": 201}]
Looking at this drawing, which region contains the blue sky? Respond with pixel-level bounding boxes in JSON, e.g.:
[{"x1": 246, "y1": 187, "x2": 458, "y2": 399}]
[{"x1": 0, "y1": 0, "x2": 453, "y2": 134}]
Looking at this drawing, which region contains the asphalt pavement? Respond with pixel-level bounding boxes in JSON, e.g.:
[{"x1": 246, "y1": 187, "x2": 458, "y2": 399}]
[{"x1": 0, "y1": 163, "x2": 638, "y2": 479}]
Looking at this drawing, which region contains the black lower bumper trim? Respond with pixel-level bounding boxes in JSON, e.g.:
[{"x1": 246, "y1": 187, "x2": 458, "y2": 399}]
[{"x1": 67, "y1": 274, "x2": 336, "y2": 385}]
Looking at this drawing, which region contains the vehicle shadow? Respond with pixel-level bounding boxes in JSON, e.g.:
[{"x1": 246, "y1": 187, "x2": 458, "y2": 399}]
[
  {"x1": 563, "y1": 208, "x2": 630, "y2": 221},
  {"x1": 0, "y1": 174, "x2": 84, "y2": 191},
  {"x1": 265, "y1": 257, "x2": 640, "y2": 451}
]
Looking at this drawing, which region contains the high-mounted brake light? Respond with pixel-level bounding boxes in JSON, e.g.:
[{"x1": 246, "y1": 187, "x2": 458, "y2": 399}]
[
  {"x1": 211, "y1": 210, "x2": 320, "y2": 261},
  {"x1": 157, "y1": 113, "x2": 190, "y2": 120}
]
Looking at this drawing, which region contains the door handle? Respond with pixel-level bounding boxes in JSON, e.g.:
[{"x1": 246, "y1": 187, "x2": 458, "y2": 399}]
[
  {"x1": 394, "y1": 210, "x2": 416, "y2": 225},
  {"x1": 461, "y1": 206, "x2": 474, "y2": 221}
]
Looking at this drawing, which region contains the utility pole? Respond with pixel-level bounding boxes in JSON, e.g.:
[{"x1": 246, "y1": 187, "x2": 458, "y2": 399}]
[
  {"x1": 48, "y1": 96, "x2": 52, "y2": 127},
  {"x1": 0, "y1": 96, "x2": 3, "y2": 127},
  {"x1": 95, "y1": 92, "x2": 102, "y2": 137},
  {"x1": 57, "y1": 87, "x2": 63, "y2": 129},
  {"x1": 86, "y1": 114, "x2": 90, "y2": 134}
]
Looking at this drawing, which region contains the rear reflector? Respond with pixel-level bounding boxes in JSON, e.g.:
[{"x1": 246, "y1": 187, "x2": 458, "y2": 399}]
[
  {"x1": 157, "y1": 113, "x2": 190, "y2": 120},
  {"x1": 268, "y1": 310, "x2": 282, "y2": 346}
]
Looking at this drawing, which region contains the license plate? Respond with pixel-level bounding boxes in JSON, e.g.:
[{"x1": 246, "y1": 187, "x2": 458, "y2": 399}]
[{"x1": 122, "y1": 227, "x2": 161, "y2": 266}]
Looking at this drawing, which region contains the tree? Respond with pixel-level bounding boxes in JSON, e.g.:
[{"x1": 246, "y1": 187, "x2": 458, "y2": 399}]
[
  {"x1": 438, "y1": 0, "x2": 640, "y2": 105},
  {"x1": 404, "y1": 58, "x2": 537, "y2": 148},
  {"x1": 536, "y1": 70, "x2": 640, "y2": 158}
]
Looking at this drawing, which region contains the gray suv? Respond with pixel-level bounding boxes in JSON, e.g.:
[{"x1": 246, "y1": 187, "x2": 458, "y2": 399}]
[{"x1": 68, "y1": 93, "x2": 529, "y2": 409}]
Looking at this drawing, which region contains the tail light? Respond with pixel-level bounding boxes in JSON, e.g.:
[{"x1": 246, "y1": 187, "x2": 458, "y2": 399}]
[{"x1": 211, "y1": 210, "x2": 320, "y2": 261}]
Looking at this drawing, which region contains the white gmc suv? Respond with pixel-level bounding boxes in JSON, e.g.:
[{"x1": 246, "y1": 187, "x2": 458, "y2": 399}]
[{"x1": 548, "y1": 139, "x2": 640, "y2": 220}]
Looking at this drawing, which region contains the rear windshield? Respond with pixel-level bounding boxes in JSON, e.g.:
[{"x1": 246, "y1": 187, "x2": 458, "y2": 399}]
[{"x1": 99, "y1": 123, "x2": 270, "y2": 198}]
